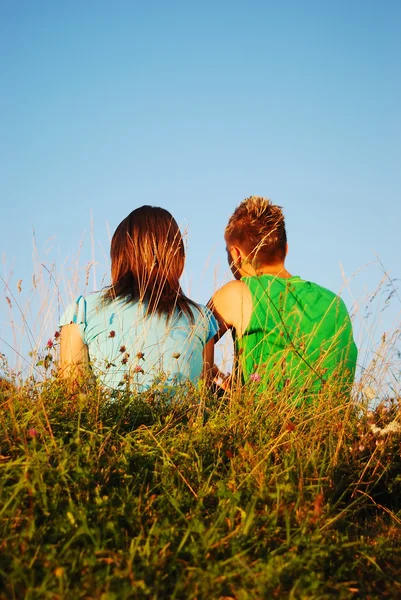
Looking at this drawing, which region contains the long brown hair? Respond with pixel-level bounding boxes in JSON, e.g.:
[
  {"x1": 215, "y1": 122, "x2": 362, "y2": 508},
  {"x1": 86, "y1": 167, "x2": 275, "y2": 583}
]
[{"x1": 104, "y1": 206, "x2": 198, "y2": 321}]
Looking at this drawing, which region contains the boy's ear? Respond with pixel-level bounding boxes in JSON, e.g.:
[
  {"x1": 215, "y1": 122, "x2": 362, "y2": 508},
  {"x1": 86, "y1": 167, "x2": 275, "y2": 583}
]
[
  {"x1": 227, "y1": 245, "x2": 244, "y2": 280},
  {"x1": 229, "y1": 245, "x2": 242, "y2": 265},
  {"x1": 285, "y1": 243, "x2": 289, "y2": 257}
]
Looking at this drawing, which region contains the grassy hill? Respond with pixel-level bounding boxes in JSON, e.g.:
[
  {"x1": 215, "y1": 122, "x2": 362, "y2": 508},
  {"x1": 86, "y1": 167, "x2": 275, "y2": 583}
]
[{"x1": 1, "y1": 370, "x2": 400, "y2": 599}]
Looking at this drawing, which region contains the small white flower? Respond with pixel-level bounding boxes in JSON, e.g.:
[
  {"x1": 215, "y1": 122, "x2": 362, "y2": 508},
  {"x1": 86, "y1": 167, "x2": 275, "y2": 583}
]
[
  {"x1": 363, "y1": 387, "x2": 376, "y2": 401},
  {"x1": 370, "y1": 420, "x2": 401, "y2": 437},
  {"x1": 369, "y1": 424, "x2": 382, "y2": 435},
  {"x1": 379, "y1": 421, "x2": 401, "y2": 436}
]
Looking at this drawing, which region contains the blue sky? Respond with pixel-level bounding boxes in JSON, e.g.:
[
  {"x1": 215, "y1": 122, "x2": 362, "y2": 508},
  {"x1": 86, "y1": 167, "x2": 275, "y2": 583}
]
[{"x1": 1, "y1": 0, "x2": 400, "y2": 376}]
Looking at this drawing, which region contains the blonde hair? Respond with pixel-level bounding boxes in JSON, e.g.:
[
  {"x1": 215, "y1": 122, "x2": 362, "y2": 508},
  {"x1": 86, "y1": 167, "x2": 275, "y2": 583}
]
[{"x1": 225, "y1": 196, "x2": 287, "y2": 266}]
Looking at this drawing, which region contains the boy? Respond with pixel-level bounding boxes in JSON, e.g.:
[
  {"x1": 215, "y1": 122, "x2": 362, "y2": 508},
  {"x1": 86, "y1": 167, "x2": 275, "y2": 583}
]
[{"x1": 208, "y1": 196, "x2": 357, "y2": 398}]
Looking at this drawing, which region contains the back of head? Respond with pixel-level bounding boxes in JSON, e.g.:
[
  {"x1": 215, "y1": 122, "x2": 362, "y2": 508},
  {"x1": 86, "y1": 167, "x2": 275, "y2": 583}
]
[
  {"x1": 106, "y1": 205, "x2": 195, "y2": 319},
  {"x1": 225, "y1": 196, "x2": 287, "y2": 266}
]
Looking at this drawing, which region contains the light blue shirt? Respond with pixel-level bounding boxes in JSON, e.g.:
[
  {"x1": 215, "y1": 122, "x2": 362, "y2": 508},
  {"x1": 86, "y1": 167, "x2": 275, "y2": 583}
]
[{"x1": 60, "y1": 291, "x2": 218, "y2": 391}]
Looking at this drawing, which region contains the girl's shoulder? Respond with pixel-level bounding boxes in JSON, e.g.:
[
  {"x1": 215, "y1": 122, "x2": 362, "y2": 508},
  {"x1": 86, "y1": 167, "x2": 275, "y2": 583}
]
[
  {"x1": 188, "y1": 301, "x2": 212, "y2": 316},
  {"x1": 171, "y1": 301, "x2": 214, "y2": 327},
  {"x1": 60, "y1": 290, "x2": 109, "y2": 327},
  {"x1": 168, "y1": 300, "x2": 218, "y2": 338}
]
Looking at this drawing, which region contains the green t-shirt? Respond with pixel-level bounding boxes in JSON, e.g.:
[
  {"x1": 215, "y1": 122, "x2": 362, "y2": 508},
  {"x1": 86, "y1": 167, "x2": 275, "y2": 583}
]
[{"x1": 235, "y1": 275, "x2": 357, "y2": 397}]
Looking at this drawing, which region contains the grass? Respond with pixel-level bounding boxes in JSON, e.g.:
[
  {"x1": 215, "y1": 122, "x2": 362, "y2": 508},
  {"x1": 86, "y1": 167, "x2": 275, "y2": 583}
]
[
  {"x1": 1, "y1": 245, "x2": 400, "y2": 598},
  {"x1": 1, "y1": 366, "x2": 401, "y2": 599}
]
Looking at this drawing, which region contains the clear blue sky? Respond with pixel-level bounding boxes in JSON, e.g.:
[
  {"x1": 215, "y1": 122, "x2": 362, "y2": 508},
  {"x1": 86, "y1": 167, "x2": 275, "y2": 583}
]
[{"x1": 1, "y1": 0, "x2": 400, "y2": 376}]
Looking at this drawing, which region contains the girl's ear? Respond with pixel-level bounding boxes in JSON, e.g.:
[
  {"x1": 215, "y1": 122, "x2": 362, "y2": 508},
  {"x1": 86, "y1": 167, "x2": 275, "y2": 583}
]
[{"x1": 285, "y1": 243, "x2": 289, "y2": 258}]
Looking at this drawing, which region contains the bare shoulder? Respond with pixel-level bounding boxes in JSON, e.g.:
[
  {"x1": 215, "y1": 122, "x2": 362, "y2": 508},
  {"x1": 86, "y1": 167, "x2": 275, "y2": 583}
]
[
  {"x1": 209, "y1": 280, "x2": 252, "y2": 334},
  {"x1": 212, "y1": 279, "x2": 248, "y2": 301}
]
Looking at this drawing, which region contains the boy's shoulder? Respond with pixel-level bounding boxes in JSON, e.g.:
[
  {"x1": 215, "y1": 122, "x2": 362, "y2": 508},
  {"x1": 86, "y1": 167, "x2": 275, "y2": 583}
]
[
  {"x1": 292, "y1": 278, "x2": 351, "y2": 319},
  {"x1": 299, "y1": 278, "x2": 345, "y2": 302},
  {"x1": 217, "y1": 278, "x2": 249, "y2": 292},
  {"x1": 209, "y1": 280, "x2": 252, "y2": 332},
  {"x1": 212, "y1": 279, "x2": 250, "y2": 302}
]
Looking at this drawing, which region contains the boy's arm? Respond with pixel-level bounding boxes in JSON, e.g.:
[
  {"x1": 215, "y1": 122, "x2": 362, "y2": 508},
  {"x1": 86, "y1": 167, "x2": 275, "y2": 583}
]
[{"x1": 207, "y1": 281, "x2": 252, "y2": 390}]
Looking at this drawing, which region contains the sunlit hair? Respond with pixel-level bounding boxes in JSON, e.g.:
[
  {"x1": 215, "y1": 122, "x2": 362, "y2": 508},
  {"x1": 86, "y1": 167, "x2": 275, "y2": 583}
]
[
  {"x1": 104, "y1": 206, "x2": 198, "y2": 321},
  {"x1": 225, "y1": 196, "x2": 287, "y2": 266}
]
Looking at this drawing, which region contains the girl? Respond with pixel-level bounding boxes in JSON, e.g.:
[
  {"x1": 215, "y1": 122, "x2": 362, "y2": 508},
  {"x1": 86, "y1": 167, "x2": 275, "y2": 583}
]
[{"x1": 59, "y1": 206, "x2": 218, "y2": 392}]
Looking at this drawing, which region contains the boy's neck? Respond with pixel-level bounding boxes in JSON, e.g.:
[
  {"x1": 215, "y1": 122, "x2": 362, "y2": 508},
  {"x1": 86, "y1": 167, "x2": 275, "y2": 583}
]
[
  {"x1": 240, "y1": 262, "x2": 293, "y2": 279},
  {"x1": 255, "y1": 265, "x2": 292, "y2": 278}
]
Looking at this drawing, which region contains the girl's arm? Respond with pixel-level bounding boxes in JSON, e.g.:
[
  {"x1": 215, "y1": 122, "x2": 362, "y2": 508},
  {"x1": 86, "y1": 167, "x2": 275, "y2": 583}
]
[
  {"x1": 59, "y1": 324, "x2": 90, "y2": 384},
  {"x1": 202, "y1": 338, "x2": 215, "y2": 385}
]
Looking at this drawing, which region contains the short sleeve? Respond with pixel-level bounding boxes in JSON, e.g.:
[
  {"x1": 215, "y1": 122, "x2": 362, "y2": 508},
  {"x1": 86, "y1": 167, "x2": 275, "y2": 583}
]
[
  {"x1": 200, "y1": 305, "x2": 219, "y2": 344},
  {"x1": 59, "y1": 295, "x2": 87, "y2": 341}
]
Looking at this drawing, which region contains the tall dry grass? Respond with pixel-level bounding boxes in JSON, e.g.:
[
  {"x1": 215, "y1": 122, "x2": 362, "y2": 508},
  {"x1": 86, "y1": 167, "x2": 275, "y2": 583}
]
[{"x1": 0, "y1": 236, "x2": 400, "y2": 598}]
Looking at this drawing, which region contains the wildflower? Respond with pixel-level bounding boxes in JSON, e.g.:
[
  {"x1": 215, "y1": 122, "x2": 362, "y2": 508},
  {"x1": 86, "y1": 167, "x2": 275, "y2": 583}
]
[
  {"x1": 370, "y1": 421, "x2": 401, "y2": 436},
  {"x1": 381, "y1": 421, "x2": 401, "y2": 435},
  {"x1": 28, "y1": 428, "x2": 38, "y2": 438},
  {"x1": 285, "y1": 421, "x2": 296, "y2": 432},
  {"x1": 133, "y1": 365, "x2": 144, "y2": 374},
  {"x1": 250, "y1": 372, "x2": 261, "y2": 382},
  {"x1": 109, "y1": 330, "x2": 116, "y2": 338},
  {"x1": 310, "y1": 493, "x2": 324, "y2": 523},
  {"x1": 121, "y1": 357, "x2": 128, "y2": 365},
  {"x1": 119, "y1": 345, "x2": 126, "y2": 353},
  {"x1": 172, "y1": 352, "x2": 181, "y2": 359},
  {"x1": 136, "y1": 352, "x2": 145, "y2": 359},
  {"x1": 54, "y1": 567, "x2": 64, "y2": 578},
  {"x1": 54, "y1": 330, "x2": 60, "y2": 339},
  {"x1": 46, "y1": 339, "x2": 54, "y2": 349},
  {"x1": 78, "y1": 393, "x2": 87, "y2": 407}
]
